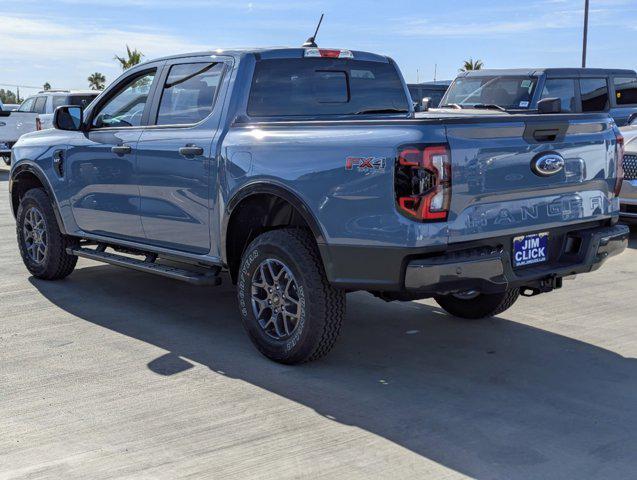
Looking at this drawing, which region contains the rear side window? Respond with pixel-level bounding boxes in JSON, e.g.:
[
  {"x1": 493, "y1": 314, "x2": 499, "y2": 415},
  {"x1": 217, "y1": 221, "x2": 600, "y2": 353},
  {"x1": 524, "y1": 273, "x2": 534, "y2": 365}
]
[
  {"x1": 33, "y1": 96, "x2": 47, "y2": 114},
  {"x1": 580, "y1": 78, "x2": 609, "y2": 112},
  {"x1": 52, "y1": 95, "x2": 97, "y2": 110},
  {"x1": 614, "y1": 76, "x2": 637, "y2": 105},
  {"x1": 156, "y1": 62, "x2": 225, "y2": 125},
  {"x1": 540, "y1": 79, "x2": 576, "y2": 112},
  {"x1": 248, "y1": 58, "x2": 408, "y2": 117}
]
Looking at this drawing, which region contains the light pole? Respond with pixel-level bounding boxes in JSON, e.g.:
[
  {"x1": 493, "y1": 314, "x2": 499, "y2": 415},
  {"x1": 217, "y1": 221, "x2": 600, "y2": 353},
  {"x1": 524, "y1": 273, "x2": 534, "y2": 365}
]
[{"x1": 581, "y1": 0, "x2": 589, "y2": 67}]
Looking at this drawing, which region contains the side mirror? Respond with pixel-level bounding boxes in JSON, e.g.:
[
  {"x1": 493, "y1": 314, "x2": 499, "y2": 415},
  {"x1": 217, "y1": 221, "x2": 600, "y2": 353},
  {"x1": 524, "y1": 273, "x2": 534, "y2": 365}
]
[
  {"x1": 421, "y1": 97, "x2": 431, "y2": 111},
  {"x1": 537, "y1": 97, "x2": 562, "y2": 114},
  {"x1": 628, "y1": 112, "x2": 637, "y2": 126},
  {"x1": 53, "y1": 106, "x2": 83, "y2": 131}
]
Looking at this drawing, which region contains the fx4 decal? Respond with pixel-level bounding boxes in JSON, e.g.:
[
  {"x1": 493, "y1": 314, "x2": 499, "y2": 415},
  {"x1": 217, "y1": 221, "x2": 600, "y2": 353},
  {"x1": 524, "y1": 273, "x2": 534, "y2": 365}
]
[{"x1": 345, "y1": 156, "x2": 387, "y2": 173}]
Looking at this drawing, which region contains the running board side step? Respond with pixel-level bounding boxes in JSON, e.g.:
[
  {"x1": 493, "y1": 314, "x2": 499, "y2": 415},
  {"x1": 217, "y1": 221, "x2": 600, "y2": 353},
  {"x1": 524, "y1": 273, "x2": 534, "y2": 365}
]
[{"x1": 67, "y1": 247, "x2": 221, "y2": 286}]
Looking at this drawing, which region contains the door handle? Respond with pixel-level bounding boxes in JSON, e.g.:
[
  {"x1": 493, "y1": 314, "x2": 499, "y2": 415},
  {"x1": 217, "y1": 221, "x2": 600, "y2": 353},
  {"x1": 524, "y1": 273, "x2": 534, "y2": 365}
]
[
  {"x1": 111, "y1": 145, "x2": 132, "y2": 155},
  {"x1": 179, "y1": 145, "x2": 204, "y2": 157}
]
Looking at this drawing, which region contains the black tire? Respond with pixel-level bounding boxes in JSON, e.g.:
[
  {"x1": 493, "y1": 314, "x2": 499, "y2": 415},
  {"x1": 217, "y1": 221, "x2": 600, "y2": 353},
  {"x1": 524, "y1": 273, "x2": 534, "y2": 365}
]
[
  {"x1": 237, "y1": 228, "x2": 345, "y2": 364},
  {"x1": 16, "y1": 188, "x2": 78, "y2": 280},
  {"x1": 434, "y1": 288, "x2": 520, "y2": 319}
]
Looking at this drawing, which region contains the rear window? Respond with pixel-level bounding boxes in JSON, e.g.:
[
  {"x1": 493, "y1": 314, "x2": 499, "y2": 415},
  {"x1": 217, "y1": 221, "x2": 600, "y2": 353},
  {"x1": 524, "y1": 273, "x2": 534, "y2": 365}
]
[
  {"x1": 52, "y1": 95, "x2": 97, "y2": 109},
  {"x1": 614, "y1": 76, "x2": 637, "y2": 105},
  {"x1": 580, "y1": 78, "x2": 609, "y2": 112},
  {"x1": 247, "y1": 58, "x2": 408, "y2": 117}
]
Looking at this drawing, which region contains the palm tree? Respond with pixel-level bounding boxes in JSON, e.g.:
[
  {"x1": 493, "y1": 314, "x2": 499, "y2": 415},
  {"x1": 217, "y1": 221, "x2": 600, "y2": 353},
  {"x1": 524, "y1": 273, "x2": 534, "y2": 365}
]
[
  {"x1": 114, "y1": 45, "x2": 144, "y2": 70},
  {"x1": 42, "y1": 82, "x2": 51, "y2": 91},
  {"x1": 88, "y1": 72, "x2": 106, "y2": 90},
  {"x1": 460, "y1": 59, "x2": 484, "y2": 72}
]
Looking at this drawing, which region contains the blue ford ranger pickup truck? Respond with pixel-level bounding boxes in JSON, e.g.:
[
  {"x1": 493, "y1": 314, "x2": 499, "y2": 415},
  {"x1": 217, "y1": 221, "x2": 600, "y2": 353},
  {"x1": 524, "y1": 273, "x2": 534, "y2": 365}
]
[{"x1": 9, "y1": 47, "x2": 629, "y2": 364}]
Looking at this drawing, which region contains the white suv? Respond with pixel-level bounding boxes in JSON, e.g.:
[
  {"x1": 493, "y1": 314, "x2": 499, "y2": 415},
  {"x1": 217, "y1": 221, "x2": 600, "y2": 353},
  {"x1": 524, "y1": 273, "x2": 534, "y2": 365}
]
[
  {"x1": 1, "y1": 90, "x2": 99, "y2": 164},
  {"x1": 29, "y1": 90, "x2": 100, "y2": 130}
]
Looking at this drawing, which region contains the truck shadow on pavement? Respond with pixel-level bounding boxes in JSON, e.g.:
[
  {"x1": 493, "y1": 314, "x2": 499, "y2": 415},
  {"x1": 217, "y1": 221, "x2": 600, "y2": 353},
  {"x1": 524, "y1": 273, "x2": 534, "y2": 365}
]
[
  {"x1": 629, "y1": 228, "x2": 637, "y2": 249},
  {"x1": 31, "y1": 266, "x2": 637, "y2": 480}
]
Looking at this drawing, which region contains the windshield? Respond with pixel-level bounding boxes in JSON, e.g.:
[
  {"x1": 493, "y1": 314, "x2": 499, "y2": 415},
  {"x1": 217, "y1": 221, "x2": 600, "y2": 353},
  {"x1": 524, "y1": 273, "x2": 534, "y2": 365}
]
[
  {"x1": 18, "y1": 97, "x2": 36, "y2": 112},
  {"x1": 442, "y1": 76, "x2": 538, "y2": 109},
  {"x1": 248, "y1": 58, "x2": 409, "y2": 117}
]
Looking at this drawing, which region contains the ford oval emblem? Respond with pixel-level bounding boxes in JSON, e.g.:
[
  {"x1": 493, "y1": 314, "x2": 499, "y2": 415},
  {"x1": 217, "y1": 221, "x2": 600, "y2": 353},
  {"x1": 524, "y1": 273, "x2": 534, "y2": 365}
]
[{"x1": 531, "y1": 152, "x2": 565, "y2": 177}]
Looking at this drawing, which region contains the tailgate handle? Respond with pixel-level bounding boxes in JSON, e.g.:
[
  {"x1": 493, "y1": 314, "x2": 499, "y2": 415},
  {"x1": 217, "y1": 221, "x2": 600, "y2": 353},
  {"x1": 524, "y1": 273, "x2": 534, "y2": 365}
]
[{"x1": 533, "y1": 129, "x2": 560, "y2": 142}]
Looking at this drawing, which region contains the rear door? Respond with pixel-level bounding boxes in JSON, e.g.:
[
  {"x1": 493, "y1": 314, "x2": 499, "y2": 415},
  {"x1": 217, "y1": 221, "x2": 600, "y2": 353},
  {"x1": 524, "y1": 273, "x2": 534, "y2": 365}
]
[
  {"x1": 66, "y1": 68, "x2": 160, "y2": 241},
  {"x1": 135, "y1": 58, "x2": 229, "y2": 254},
  {"x1": 446, "y1": 115, "x2": 617, "y2": 243}
]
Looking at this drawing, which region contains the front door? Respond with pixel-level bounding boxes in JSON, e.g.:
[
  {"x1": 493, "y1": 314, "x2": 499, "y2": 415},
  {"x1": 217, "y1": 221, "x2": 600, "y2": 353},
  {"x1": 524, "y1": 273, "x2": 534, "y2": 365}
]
[
  {"x1": 66, "y1": 69, "x2": 158, "y2": 241},
  {"x1": 136, "y1": 60, "x2": 227, "y2": 254}
]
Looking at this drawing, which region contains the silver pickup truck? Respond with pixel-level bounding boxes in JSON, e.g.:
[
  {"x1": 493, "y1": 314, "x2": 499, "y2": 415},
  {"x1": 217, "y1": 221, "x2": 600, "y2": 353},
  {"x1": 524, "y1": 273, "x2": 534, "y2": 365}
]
[{"x1": 0, "y1": 104, "x2": 37, "y2": 164}]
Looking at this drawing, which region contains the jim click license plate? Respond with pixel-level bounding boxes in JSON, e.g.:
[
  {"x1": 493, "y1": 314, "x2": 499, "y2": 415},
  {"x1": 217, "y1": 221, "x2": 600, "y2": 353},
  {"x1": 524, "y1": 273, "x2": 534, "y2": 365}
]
[{"x1": 513, "y1": 232, "x2": 549, "y2": 268}]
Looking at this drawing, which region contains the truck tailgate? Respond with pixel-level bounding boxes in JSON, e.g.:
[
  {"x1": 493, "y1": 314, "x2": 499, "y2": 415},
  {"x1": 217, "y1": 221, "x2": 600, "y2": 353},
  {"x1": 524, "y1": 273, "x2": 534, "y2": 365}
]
[{"x1": 445, "y1": 115, "x2": 619, "y2": 243}]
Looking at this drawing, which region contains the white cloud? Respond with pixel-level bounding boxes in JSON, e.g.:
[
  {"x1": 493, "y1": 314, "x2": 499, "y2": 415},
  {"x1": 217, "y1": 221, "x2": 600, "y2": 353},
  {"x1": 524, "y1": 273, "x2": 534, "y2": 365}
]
[
  {"x1": 0, "y1": 15, "x2": 210, "y2": 61},
  {"x1": 0, "y1": 14, "x2": 213, "y2": 89},
  {"x1": 392, "y1": 2, "x2": 632, "y2": 38}
]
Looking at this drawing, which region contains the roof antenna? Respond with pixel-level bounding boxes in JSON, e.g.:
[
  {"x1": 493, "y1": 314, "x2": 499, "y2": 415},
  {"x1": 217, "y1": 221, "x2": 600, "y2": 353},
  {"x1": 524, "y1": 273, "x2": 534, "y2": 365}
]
[{"x1": 303, "y1": 14, "x2": 324, "y2": 48}]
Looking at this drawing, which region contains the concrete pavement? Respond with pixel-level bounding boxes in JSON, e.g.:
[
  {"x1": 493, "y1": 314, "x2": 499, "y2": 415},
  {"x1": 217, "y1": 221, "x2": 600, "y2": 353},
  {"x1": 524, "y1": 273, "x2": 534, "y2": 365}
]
[{"x1": 1, "y1": 165, "x2": 636, "y2": 479}]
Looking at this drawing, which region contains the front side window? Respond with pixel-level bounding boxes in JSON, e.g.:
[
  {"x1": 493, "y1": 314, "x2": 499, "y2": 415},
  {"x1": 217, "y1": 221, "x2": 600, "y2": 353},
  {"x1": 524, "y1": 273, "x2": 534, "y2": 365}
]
[
  {"x1": 156, "y1": 62, "x2": 224, "y2": 125},
  {"x1": 18, "y1": 97, "x2": 36, "y2": 112},
  {"x1": 580, "y1": 78, "x2": 609, "y2": 112},
  {"x1": 614, "y1": 76, "x2": 637, "y2": 105},
  {"x1": 443, "y1": 76, "x2": 537, "y2": 109},
  {"x1": 248, "y1": 58, "x2": 409, "y2": 117},
  {"x1": 92, "y1": 71, "x2": 155, "y2": 128},
  {"x1": 540, "y1": 79, "x2": 576, "y2": 112}
]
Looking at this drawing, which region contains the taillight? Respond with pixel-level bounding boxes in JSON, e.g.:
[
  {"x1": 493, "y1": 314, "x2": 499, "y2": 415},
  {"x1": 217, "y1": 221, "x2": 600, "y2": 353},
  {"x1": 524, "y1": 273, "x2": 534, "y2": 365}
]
[
  {"x1": 36, "y1": 117, "x2": 42, "y2": 131},
  {"x1": 395, "y1": 145, "x2": 452, "y2": 221},
  {"x1": 614, "y1": 132, "x2": 624, "y2": 196}
]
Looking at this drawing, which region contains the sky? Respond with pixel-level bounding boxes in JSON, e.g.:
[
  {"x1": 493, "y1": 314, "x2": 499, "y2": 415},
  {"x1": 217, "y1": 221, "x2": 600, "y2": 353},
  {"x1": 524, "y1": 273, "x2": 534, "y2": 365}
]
[{"x1": 1, "y1": 0, "x2": 636, "y2": 97}]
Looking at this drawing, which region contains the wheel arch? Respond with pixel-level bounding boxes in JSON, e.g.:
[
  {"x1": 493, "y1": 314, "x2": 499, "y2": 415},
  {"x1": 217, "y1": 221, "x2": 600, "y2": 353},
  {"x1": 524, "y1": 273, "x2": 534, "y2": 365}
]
[
  {"x1": 10, "y1": 163, "x2": 68, "y2": 235},
  {"x1": 223, "y1": 182, "x2": 327, "y2": 283}
]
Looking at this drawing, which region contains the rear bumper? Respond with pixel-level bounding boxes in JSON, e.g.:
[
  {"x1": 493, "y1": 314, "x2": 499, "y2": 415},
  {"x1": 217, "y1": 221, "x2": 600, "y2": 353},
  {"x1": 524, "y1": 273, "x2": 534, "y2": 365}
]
[
  {"x1": 404, "y1": 224, "x2": 629, "y2": 295},
  {"x1": 322, "y1": 222, "x2": 629, "y2": 295}
]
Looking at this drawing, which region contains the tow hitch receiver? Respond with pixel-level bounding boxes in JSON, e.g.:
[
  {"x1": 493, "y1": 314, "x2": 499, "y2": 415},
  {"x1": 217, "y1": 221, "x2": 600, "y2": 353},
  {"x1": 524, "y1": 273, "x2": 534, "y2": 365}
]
[{"x1": 520, "y1": 276, "x2": 563, "y2": 297}]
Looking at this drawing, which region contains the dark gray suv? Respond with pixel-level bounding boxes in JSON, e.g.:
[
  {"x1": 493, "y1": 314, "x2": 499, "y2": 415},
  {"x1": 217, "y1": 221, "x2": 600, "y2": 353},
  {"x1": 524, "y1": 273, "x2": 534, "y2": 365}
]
[{"x1": 442, "y1": 68, "x2": 637, "y2": 126}]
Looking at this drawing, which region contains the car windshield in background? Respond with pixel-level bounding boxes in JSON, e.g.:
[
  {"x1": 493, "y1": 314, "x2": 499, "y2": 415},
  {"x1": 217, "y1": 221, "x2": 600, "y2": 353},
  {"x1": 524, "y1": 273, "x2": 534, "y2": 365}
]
[
  {"x1": 52, "y1": 95, "x2": 97, "y2": 109},
  {"x1": 248, "y1": 58, "x2": 409, "y2": 117},
  {"x1": 443, "y1": 76, "x2": 538, "y2": 109}
]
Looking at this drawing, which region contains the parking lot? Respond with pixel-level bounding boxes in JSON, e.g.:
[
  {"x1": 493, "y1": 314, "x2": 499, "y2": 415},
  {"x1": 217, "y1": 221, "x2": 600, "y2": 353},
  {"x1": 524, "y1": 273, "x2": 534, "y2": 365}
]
[{"x1": 1, "y1": 164, "x2": 636, "y2": 479}]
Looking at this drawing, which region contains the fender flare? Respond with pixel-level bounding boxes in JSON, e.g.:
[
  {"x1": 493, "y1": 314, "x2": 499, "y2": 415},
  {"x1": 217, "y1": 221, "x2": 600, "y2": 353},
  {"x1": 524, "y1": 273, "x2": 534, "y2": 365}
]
[
  {"x1": 222, "y1": 181, "x2": 327, "y2": 265},
  {"x1": 10, "y1": 163, "x2": 68, "y2": 235}
]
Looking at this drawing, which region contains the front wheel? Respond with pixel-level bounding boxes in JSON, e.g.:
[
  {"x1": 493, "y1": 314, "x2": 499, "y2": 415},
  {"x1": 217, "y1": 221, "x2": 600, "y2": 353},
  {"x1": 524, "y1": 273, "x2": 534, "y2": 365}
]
[
  {"x1": 434, "y1": 288, "x2": 520, "y2": 319},
  {"x1": 237, "y1": 228, "x2": 345, "y2": 364},
  {"x1": 16, "y1": 188, "x2": 78, "y2": 280}
]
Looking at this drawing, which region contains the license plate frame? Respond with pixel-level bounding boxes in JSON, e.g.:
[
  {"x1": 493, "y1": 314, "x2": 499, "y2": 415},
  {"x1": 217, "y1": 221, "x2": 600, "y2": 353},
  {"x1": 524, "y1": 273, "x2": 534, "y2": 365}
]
[{"x1": 512, "y1": 232, "x2": 549, "y2": 268}]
